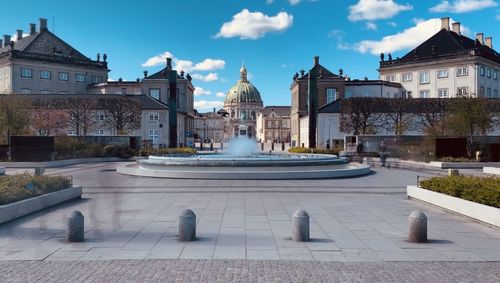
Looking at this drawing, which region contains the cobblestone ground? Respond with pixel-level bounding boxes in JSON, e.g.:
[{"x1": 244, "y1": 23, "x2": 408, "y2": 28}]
[{"x1": 0, "y1": 260, "x2": 499, "y2": 282}]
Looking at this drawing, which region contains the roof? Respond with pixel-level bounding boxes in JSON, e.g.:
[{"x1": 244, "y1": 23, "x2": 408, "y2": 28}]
[
  {"x1": 260, "y1": 106, "x2": 291, "y2": 117},
  {"x1": 345, "y1": 80, "x2": 402, "y2": 88},
  {"x1": 381, "y1": 28, "x2": 500, "y2": 67},
  {"x1": 20, "y1": 94, "x2": 168, "y2": 110},
  {"x1": 224, "y1": 66, "x2": 263, "y2": 105}
]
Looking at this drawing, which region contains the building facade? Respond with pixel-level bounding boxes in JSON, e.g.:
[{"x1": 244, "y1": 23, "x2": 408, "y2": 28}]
[
  {"x1": 379, "y1": 17, "x2": 499, "y2": 99},
  {"x1": 194, "y1": 109, "x2": 226, "y2": 143},
  {"x1": 0, "y1": 18, "x2": 108, "y2": 94},
  {"x1": 223, "y1": 65, "x2": 263, "y2": 139},
  {"x1": 256, "y1": 106, "x2": 291, "y2": 143}
]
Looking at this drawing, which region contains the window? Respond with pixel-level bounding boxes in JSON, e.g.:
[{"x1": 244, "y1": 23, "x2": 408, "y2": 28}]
[
  {"x1": 419, "y1": 90, "x2": 429, "y2": 98},
  {"x1": 326, "y1": 88, "x2": 337, "y2": 104},
  {"x1": 21, "y1": 68, "x2": 32, "y2": 78},
  {"x1": 438, "y1": 88, "x2": 448, "y2": 98},
  {"x1": 149, "y1": 113, "x2": 159, "y2": 121},
  {"x1": 21, "y1": 88, "x2": 32, "y2": 94},
  {"x1": 494, "y1": 70, "x2": 498, "y2": 80},
  {"x1": 40, "y1": 90, "x2": 50, "y2": 94},
  {"x1": 121, "y1": 88, "x2": 127, "y2": 94},
  {"x1": 54, "y1": 51, "x2": 63, "y2": 57},
  {"x1": 58, "y1": 72, "x2": 69, "y2": 81},
  {"x1": 437, "y1": 69, "x2": 448, "y2": 78},
  {"x1": 457, "y1": 66, "x2": 468, "y2": 76},
  {"x1": 98, "y1": 129, "x2": 105, "y2": 136},
  {"x1": 68, "y1": 130, "x2": 77, "y2": 136},
  {"x1": 419, "y1": 72, "x2": 430, "y2": 84},
  {"x1": 487, "y1": 69, "x2": 491, "y2": 78},
  {"x1": 96, "y1": 113, "x2": 105, "y2": 121},
  {"x1": 91, "y1": 76, "x2": 101, "y2": 84},
  {"x1": 386, "y1": 75, "x2": 395, "y2": 82},
  {"x1": 487, "y1": 88, "x2": 492, "y2": 98},
  {"x1": 40, "y1": 70, "x2": 51, "y2": 80},
  {"x1": 267, "y1": 121, "x2": 273, "y2": 128},
  {"x1": 494, "y1": 90, "x2": 498, "y2": 98},
  {"x1": 75, "y1": 74, "x2": 86, "y2": 82},
  {"x1": 402, "y1": 73, "x2": 412, "y2": 82},
  {"x1": 149, "y1": 88, "x2": 160, "y2": 100},
  {"x1": 402, "y1": 91, "x2": 412, "y2": 98},
  {"x1": 480, "y1": 66, "x2": 485, "y2": 76},
  {"x1": 149, "y1": 129, "x2": 159, "y2": 144},
  {"x1": 480, "y1": 86, "x2": 485, "y2": 97}
]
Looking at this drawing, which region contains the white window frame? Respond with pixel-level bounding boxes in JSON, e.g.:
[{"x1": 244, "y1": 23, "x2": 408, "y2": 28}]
[
  {"x1": 149, "y1": 129, "x2": 160, "y2": 144},
  {"x1": 149, "y1": 112, "x2": 159, "y2": 121},
  {"x1": 402, "y1": 73, "x2": 412, "y2": 82},
  {"x1": 40, "y1": 70, "x2": 51, "y2": 80},
  {"x1": 486, "y1": 88, "x2": 492, "y2": 98},
  {"x1": 386, "y1": 75, "x2": 396, "y2": 82},
  {"x1": 480, "y1": 66, "x2": 485, "y2": 76},
  {"x1": 75, "y1": 73, "x2": 86, "y2": 82},
  {"x1": 437, "y1": 88, "x2": 448, "y2": 98},
  {"x1": 149, "y1": 88, "x2": 160, "y2": 100},
  {"x1": 457, "y1": 87, "x2": 468, "y2": 96},
  {"x1": 487, "y1": 69, "x2": 491, "y2": 78},
  {"x1": 21, "y1": 68, "x2": 32, "y2": 78},
  {"x1": 419, "y1": 71, "x2": 430, "y2": 84},
  {"x1": 326, "y1": 88, "x2": 337, "y2": 104},
  {"x1": 21, "y1": 88, "x2": 32, "y2": 94},
  {"x1": 457, "y1": 67, "x2": 468, "y2": 77},
  {"x1": 419, "y1": 90, "x2": 430, "y2": 98},
  {"x1": 494, "y1": 70, "x2": 498, "y2": 80},
  {"x1": 40, "y1": 90, "x2": 50, "y2": 94},
  {"x1": 98, "y1": 129, "x2": 105, "y2": 136},
  {"x1": 437, "y1": 69, "x2": 448, "y2": 79},
  {"x1": 58, "y1": 72, "x2": 69, "y2": 81},
  {"x1": 96, "y1": 113, "x2": 105, "y2": 121}
]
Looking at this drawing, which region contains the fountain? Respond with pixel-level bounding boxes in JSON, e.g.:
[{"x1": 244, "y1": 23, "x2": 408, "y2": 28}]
[{"x1": 117, "y1": 129, "x2": 370, "y2": 179}]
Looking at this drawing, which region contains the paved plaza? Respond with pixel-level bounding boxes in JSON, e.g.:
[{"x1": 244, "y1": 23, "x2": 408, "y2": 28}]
[{"x1": 0, "y1": 162, "x2": 499, "y2": 281}]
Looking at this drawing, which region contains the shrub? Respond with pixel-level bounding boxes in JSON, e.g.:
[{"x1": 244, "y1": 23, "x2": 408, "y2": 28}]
[
  {"x1": 0, "y1": 173, "x2": 72, "y2": 205},
  {"x1": 118, "y1": 146, "x2": 136, "y2": 159},
  {"x1": 437, "y1": 156, "x2": 475, "y2": 162},
  {"x1": 141, "y1": 147, "x2": 197, "y2": 156},
  {"x1": 102, "y1": 145, "x2": 119, "y2": 157},
  {"x1": 420, "y1": 175, "x2": 500, "y2": 208},
  {"x1": 288, "y1": 147, "x2": 340, "y2": 155}
]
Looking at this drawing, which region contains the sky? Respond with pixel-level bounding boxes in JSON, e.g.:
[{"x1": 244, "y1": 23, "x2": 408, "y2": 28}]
[{"x1": 1, "y1": 0, "x2": 499, "y2": 111}]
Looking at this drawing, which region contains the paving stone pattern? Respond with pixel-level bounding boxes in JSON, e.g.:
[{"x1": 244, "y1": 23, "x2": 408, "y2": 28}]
[{"x1": 0, "y1": 260, "x2": 499, "y2": 282}]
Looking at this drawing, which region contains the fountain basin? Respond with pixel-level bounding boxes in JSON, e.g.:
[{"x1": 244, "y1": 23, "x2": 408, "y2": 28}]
[{"x1": 117, "y1": 153, "x2": 371, "y2": 180}]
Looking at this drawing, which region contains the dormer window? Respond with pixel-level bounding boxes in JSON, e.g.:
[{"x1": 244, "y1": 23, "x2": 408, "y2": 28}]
[{"x1": 54, "y1": 51, "x2": 63, "y2": 57}]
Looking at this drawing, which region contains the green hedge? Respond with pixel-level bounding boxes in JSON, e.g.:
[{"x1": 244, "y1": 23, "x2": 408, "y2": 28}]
[
  {"x1": 0, "y1": 173, "x2": 72, "y2": 205},
  {"x1": 141, "y1": 147, "x2": 197, "y2": 156},
  {"x1": 288, "y1": 147, "x2": 340, "y2": 155},
  {"x1": 420, "y1": 175, "x2": 500, "y2": 208}
]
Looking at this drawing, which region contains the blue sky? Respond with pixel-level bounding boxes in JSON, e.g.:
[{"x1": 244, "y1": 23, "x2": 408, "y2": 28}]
[{"x1": 1, "y1": 0, "x2": 499, "y2": 110}]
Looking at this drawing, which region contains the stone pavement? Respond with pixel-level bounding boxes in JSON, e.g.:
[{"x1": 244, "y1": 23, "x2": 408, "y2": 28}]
[
  {"x1": 1, "y1": 163, "x2": 500, "y2": 263},
  {"x1": 0, "y1": 260, "x2": 499, "y2": 282}
]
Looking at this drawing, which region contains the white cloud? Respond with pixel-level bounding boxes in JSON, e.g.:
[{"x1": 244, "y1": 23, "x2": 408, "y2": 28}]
[
  {"x1": 388, "y1": 21, "x2": 398, "y2": 27},
  {"x1": 191, "y1": 73, "x2": 219, "y2": 82},
  {"x1": 194, "y1": 100, "x2": 224, "y2": 110},
  {"x1": 141, "y1": 51, "x2": 174, "y2": 67},
  {"x1": 215, "y1": 9, "x2": 294, "y2": 40},
  {"x1": 497, "y1": 14, "x2": 500, "y2": 20},
  {"x1": 348, "y1": 0, "x2": 413, "y2": 21},
  {"x1": 194, "y1": 87, "x2": 211, "y2": 96},
  {"x1": 192, "y1": 59, "x2": 225, "y2": 71},
  {"x1": 215, "y1": 92, "x2": 226, "y2": 98},
  {"x1": 353, "y1": 18, "x2": 469, "y2": 55},
  {"x1": 266, "y1": 0, "x2": 275, "y2": 4},
  {"x1": 289, "y1": 0, "x2": 301, "y2": 5},
  {"x1": 11, "y1": 33, "x2": 30, "y2": 42},
  {"x1": 366, "y1": 22, "x2": 378, "y2": 30},
  {"x1": 142, "y1": 52, "x2": 225, "y2": 74},
  {"x1": 281, "y1": 63, "x2": 293, "y2": 68},
  {"x1": 430, "y1": 0, "x2": 497, "y2": 13}
]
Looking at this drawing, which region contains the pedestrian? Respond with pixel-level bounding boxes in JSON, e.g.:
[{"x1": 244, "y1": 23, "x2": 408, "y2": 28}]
[
  {"x1": 356, "y1": 142, "x2": 364, "y2": 163},
  {"x1": 379, "y1": 141, "x2": 387, "y2": 167}
]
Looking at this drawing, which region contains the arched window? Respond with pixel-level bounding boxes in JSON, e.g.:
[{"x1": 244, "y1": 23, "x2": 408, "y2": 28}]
[
  {"x1": 240, "y1": 110, "x2": 247, "y2": 120},
  {"x1": 231, "y1": 109, "x2": 235, "y2": 118},
  {"x1": 251, "y1": 110, "x2": 256, "y2": 120}
]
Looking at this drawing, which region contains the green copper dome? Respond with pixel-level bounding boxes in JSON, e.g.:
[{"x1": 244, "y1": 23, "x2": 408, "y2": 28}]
[{"x1": 224, "y1": 66, "x2": 263, "y2": 105}]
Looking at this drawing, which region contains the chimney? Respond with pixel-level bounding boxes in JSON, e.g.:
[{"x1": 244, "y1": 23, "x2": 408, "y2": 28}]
[
  {"x1": 313, "y1": 56, "x2": 319, "y2": 66},
  {"x1": 166, "y1": 57, "x2": 173, "y2": 70},
  {"x1": 3, "y1": 35, "x2": 11, "y2": 47},
  {"x1": 16, "y1": 30, "x2": 23, "y2": 41},
  {"x1": 452, "y1": 22, "x2": 461, "y2": 35},
  {"x1": 441, "y1": 17, "x2": 450, "y2": 30},
  {"x1": 485, "y1": 37, "x2": 492, "y2": 49},
  {"x1": 476, "y1": 33, "x2": 484, "y2": 44},
  {"x1": 29, "y1": 23, "x2": 36, "y2": 35},
  {"x1": 39, "y1": 18, "x2": 48, "y2": 31}
]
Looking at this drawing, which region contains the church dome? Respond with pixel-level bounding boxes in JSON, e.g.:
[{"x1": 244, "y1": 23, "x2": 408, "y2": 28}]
[{"x1": 224, "y1": 65, "x2": 263, "y2": 105}]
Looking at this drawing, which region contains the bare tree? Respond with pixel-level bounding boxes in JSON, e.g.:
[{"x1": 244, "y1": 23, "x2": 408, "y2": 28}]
[
  {"x1": 98, "y1": 97, "x2": 142, "y2": 135},
  {"x1": 414, "y1": 98, "x2": 448, "y2": 136},
  {"x1": 339, "y1": 97, "x2": 383, "y2": 135},
  {"x1": 383, "y1": 98, "x2": 415, "y2": 135},
  {"x1": 0, "y1": 93, "x2": 32, "y2": 160},
  {"x1": 55, "y1": 97, "x2": 97, "y2": 136}
]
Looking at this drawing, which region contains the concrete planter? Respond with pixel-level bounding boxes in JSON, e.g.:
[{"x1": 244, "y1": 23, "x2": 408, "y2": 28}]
[
  {"x1": 407, "y1": 185, "x2": 500, "y2": 228},
  {"x1": 0, "y1": 157, "x2": 123, "y2": 168},
  {"x1": 483, "y1": 167, "x2": 500, "y2": 175},
  {"x1": 0, "y1": 186, "x2": 82, "y2": 224},
  {"x1": 430, "y1": 161, "x2": 500, "y2": 169}
]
